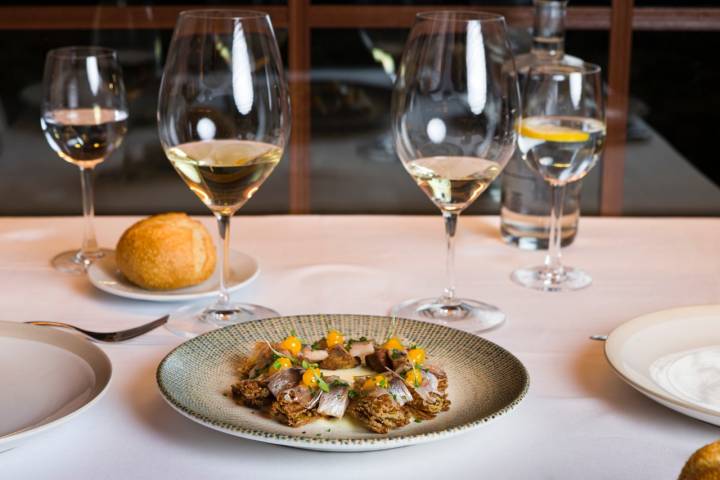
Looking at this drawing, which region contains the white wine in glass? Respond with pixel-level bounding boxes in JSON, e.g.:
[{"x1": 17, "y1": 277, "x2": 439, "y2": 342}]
[
  {"x1": 391, "y1": 12, "x2": 520, "y2": 332},
  {"x1": 167, "y1": 140, "x2": 283, "y2": 216},
  {"x1": 158, "y1": 10, "x2": 290, "y2": 337},
  {"x1": 41, "y1": 47, "x2": 128, "y2": 274},
  {"x1": 406, "y1": 156, "x2": 502, "y2": 212}
]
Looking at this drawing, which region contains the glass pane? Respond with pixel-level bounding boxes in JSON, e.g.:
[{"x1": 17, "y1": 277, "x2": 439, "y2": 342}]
[
  {"x1": 21, "y1": 0, "x2": 286, "y2": 4},
  {"x1": 312, "y1": 0, "x2": 609, "y2": 5},
  {"x1": 635, "y1": 0, "x2": 720, "y2": 5},
  {"x1": 310, "y1": 27, "x2": 608, "y2": 214},
  {"x1": 0, "y1": 26, "x2": 289, "y2": 215},
  {"x1": 625, "y1": 31, "x2": 720, "y2": 215}
]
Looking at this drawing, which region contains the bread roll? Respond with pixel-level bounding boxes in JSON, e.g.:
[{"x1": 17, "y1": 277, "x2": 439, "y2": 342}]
[
  {"x1": 116, "y1": 213, "x2": 216, "y2": 290},
  {"x1": 679, "y1": 441, "x2": 720, "y2": 480}
]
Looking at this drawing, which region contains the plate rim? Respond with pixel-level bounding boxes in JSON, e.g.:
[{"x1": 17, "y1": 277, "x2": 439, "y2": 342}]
[
  {"x1": 156, "y1": 314, "x2": 530, "y2": 450},
  {"x1": 604, "y1": 304, "x2": 720, "y2": 421},
  {"x1": 0, "y1": 322, "x2": 113, "y2": 449},
  {"x1": 87, "y1": 250, "x2": 260, "y2": 302}
]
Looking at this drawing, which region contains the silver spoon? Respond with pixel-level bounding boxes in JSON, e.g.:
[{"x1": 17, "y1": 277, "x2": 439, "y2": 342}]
[
  {"x1": 26, "y1": 315, "x2": 169, "y2": 342},
  {"x1": 590, "y1": 335, "x2": 608, "y2": 341}
]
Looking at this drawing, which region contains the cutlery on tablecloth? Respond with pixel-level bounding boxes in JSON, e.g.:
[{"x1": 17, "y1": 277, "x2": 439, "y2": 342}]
[{"x1": 25, "y1": 315, "x2": 169, "y2": 342}]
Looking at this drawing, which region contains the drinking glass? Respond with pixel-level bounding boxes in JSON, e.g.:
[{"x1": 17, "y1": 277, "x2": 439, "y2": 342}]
[
  {"x1": 158, "y1": 10, "x2": 290, "y2": 337},
  {"x1": 41, "y1": 47, "x2": 128, "y2": 274},
  {"x1": 511, "y1": 63, "x2": 606, "y2": 291},
  {"x1": 391, "y1": 12, "x2": 520, "y2": 331}
]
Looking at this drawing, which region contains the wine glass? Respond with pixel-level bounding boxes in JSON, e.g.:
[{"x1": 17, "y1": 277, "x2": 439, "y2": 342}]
[
  {"x1": 511, "y1": 63, "x2": 606, "y2": 291},
  {"x1": 41, "y1": 47, "x2": 128, "y2": 274},
  {"x1": 158, "y1": 10, "x2": 290, "y2": 337},
  {"x1": 391, "y1": 12, "x2": 520, "y2": 331}
]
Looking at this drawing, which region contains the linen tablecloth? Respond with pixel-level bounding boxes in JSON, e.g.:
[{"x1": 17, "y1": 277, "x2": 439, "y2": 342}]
[{"x1": 1, "y1": 215, "x2": 719, "y2": 479}]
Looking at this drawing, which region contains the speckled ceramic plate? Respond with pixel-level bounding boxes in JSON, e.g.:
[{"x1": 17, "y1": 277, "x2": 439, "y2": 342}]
[{"x1": 156, "y1": 314, "x2": 529, "y2": 452}]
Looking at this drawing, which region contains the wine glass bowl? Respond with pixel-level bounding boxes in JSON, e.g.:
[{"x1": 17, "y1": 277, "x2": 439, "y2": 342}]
[
  {"x1": 511, "y1": 62, "x2": 606, "y2": 292},
  {"x1": 391, "y1": 11, "x2": 520, "y2": 331},
  {"x1": 41, "y1": 46, "x2": 128, "y2": 274},
  {"x1": 158, "y1": 10, "x2": 290, "y2": 337}
]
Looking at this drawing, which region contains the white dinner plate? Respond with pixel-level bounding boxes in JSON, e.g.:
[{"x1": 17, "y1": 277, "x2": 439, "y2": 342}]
[
  {"x1": 605, "y1": 305, "x2": 720, "y2": 426},
  {"x1": 0, "y1": 322, "x2": 112, "y2": 452},
  {"x1": 87, "y1": 250, "x2": 260, "y2": 302}
]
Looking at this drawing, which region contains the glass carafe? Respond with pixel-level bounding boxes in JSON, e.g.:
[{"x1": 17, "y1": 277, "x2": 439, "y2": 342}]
[{"x1": 500, "y1": 0, "x2": 583, "y2": 250}]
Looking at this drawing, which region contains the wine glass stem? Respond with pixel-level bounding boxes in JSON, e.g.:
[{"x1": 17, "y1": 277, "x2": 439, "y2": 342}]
[
  {"x1": 215, "y1": 213, "x2": 232, "y2": 306},
  {"x1": 79, "y1": 166, "x2": 100, "y2": 259},
  {"x1": 442, "y1": 211, "x2": 458, "y2": 305},
  {"x1": 544, "y1": 184, "x2": 566, "y2": 274}
]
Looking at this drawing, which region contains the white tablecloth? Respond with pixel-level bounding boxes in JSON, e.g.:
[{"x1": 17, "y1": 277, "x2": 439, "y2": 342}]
[{"x1": 2, "y1": 215, "x2": 719, "y2": 479}]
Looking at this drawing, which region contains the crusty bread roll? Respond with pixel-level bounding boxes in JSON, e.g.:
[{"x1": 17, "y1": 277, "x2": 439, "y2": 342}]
[
  {"x1": 116, "y1": 213, "x2": 216, "y2": 290},
  {"x1": 679, "y1": 440, "x2": 720, "y2": 480}
]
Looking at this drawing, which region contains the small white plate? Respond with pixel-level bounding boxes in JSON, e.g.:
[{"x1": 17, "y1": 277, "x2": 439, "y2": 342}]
[
  {"x1": 87, "y1": 251, "x2": 260, "y2": 302},
  {"x1": 0, "y1": 322, "x2": 112, "y2": 452},
  {"x1": 605, "y1": 305, "x2": 720, "y2": 426}
]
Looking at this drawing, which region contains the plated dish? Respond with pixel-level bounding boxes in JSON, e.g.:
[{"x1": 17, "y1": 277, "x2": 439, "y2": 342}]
[
  {"x1": 157, "y1": 314, "x2": 529, "y2": 452},
  {"x1": 231, "y1": 330, "x2": 449, "y2": 433},
  {"x1": 87, "y1": 250, "x2": 259, "y2": 302},
  {"x1": 605, "y1": 304, "x2": 720, "y2": 426},
  {"x1": 0, "y1": 322, "x2": 112, "y2": 452}
]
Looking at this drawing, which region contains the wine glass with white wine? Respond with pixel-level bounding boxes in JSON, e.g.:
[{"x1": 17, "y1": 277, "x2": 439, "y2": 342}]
[
  {"x1": 391, "y1": 12, "x2": 520, "y2": 331},
  {"x1": 41, "y1": 47, "x2": 128, "y2": 274},
  {"x1": 158, "y1": 10, "x2": 290, "y2": 337},
  {"x1": 511, "y1": 63, "x2": 606, "y2": 292}
]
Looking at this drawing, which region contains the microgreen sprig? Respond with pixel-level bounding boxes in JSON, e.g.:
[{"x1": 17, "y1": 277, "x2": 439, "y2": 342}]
[{"x1": 301, "y1": 359, "x2": 330, "y2": 393}]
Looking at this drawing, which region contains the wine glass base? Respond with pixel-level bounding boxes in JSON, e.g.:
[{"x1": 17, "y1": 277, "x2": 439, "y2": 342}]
[
  {"x1": 511, "y1": 265, "x2": 592, "y2": 292},
  {"x1": 391, "y1": 297, "x2": 505, "y2": 333},
  {"x1": 165, "y1": 302, "x2": 280, "y2": 339},
  {"x1": 51, "y1": 248, "x2": 112, "y2": 275}
]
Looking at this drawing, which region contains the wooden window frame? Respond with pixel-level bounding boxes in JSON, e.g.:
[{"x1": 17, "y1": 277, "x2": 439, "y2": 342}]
[{"x1": 1, "y1": 2, "x2": 717, "y2": 215}]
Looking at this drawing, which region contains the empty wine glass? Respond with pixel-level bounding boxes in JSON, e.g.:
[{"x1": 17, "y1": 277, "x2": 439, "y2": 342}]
[
  {"x1": 158, "y1": 10, "x2": 290, "y2": 337},
  {"x1": 41, "y1": 47, "x2": 128, "y2": 274},
  {"x1": 391, "y1": 12, "x2": 520, "y2": 331},
  {"x1": 511, "y1": 63, "x2": 606, "y2": 291}
]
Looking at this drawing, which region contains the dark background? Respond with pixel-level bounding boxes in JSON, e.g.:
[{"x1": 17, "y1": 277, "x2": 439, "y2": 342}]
[{"x1": 0, "y1": 0, "x2": 718, "y2": 215}]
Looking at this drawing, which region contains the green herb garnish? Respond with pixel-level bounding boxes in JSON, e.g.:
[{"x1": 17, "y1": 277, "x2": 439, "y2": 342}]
[
  {"x1": 317, "y1": 376, "x2": 330, "y2": 393},
  {"x1": 348, "y1": 389, "x2": 358, "y2": 399}
]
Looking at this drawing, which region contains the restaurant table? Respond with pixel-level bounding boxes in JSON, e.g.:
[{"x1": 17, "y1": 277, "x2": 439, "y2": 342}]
[{"x1": 2, "y1": 215, "x2": 719, "y2": 479}]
